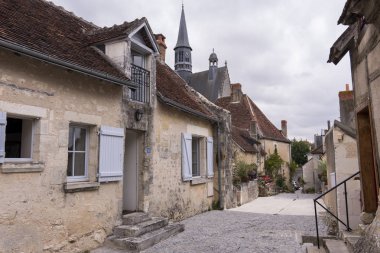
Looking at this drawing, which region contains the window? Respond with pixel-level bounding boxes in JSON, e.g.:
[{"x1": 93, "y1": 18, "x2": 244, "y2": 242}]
[
  {"x1": 179, "y1": 51, "x2": 184, "y2": 62},
  {"x1": 130, "y1": 50, "x2": 150, "y2": 103},
  {"x1": 0, "y1": 113, "x2": 35, "y2": 163},
  {"x1": 132, "y1": 52, "x2": 144, "y2": 68},
  {"x1": 67, "y1": 125, "x2": 88, "y2": 180},
  {"x1": 181, "y1": 133, "x2": 214, "y2": 181},
  {"x1": 192, "y1": 137, "x2": 200, "y2": 177}
]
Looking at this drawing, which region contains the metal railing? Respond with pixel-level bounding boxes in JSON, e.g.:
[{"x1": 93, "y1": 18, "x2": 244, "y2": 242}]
[
  {"x1": 314, "y1": 171, "x2": 360, "y2": 248},
  {"x1": 131, "y1": 64, "x2": 150, "y2": 103}
]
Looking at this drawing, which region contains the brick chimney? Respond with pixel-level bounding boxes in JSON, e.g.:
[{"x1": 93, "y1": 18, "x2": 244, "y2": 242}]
[
  {"x1": 231, "y1": 83, "x2": 242, "y2": 102},
  {"x1": 249, "y1": 120, "x2": 257, "y2": 138},
  {"x1": 155, "y1": 34, "x2": 167, "y2": 62},
  {"x1": 338, "y1": 84, "x2": 355, "y2": 129},
  {"x1": 281, "y1": 120, "x2": 287, "y2": 138}
]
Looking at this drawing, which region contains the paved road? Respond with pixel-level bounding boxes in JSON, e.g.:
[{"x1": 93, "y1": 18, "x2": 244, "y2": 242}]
[{"x1": 143, "y1": 192, "x2": 327, "y2": 253}]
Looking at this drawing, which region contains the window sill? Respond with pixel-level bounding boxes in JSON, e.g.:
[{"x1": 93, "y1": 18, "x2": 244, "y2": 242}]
[
  {"x1": 1, "y1": 162, "x2": 44, "y2": 173},
  {"x1": 64, "y1": 182, "x2": 100, "y2": 193},
  {"x1": 191, "y1": 177, "x2": 212, "y2": 186}
]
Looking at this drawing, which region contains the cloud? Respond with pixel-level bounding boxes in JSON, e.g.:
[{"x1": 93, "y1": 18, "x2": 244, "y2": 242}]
[{"x1": 51, "y1": 0, "x2": 352, "y2": 141}]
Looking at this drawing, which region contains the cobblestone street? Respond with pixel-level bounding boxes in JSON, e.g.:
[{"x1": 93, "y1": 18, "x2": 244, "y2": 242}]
[{"x1": 140, "y1": 192, "x2": 327, "y2": 253}]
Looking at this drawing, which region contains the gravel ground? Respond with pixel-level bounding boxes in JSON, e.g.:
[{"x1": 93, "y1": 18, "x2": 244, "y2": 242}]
[{"x1": 143, "y1": 193, "x2": 327, "y2": 253}]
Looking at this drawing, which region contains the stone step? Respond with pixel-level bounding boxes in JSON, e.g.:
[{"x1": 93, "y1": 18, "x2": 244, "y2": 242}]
[
  {"x1": 324, "y1": 239, "x2": 350, "y2": 253},
  {"x1": 122, "y1": 212, "x2": 151, "y2": 225},
  {"x1": 305, "y1": 244, "x2": 326, "y2": 253},
  {"x1": 107, "y1": 223, "x2": 184, "y2": 252},
  {"x1": 340, "y1": 230, "x2": 362, "y2": 253},
  {"x1": 114, "y1": 217, "x2": 168, "y2": 237}
]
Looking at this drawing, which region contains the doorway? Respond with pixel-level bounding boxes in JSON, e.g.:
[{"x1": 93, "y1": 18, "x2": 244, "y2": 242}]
[{"x1": 123, "y1": 130, "x2": 142, "y2": 212}]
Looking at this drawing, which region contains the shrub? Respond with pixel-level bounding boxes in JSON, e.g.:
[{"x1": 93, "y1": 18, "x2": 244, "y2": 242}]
[
  {"x1": 234, "y1": 161, "x2": 257, "y2": 185},
  {"x1": 304, "y1": 187, "x2": 315, "y2": 194}
]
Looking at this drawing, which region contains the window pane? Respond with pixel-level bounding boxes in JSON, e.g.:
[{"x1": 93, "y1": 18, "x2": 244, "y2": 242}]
[
  {"x1": 74, "y1": 127, "x2": 86, "y2": 151},
  {"x1": 133, "y1": 55, "x2": 144, "y2": 67},
  {"x1": 5, "y1": 118, "x2": 22, "y2": 158},
  {"x1": 67, "y1": 152, "x2": 73, "y2": 177},
  {"x1": 192, "y1": 138, "x2": 199, "y2": 176},
  {"x1": 68, "y1": 127, "x2": 74, "y2": 151},
  {"x1": 74, "y1": 152, "x2": 86, "y2": 177}
]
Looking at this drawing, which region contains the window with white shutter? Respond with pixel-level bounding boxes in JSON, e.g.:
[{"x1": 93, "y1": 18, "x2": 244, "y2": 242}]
[
  {"x1": 98, "y1": 126, "x2": 124, "y2": 182},
  {"x1": 181, "y1": 133, "x2": 192, "y2": 181},
  {"x1": 206, "y1": 137, "x2": 214, "y2": 178}
]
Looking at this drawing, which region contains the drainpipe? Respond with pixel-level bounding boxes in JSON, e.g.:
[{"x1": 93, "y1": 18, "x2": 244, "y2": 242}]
[{"x1": 217, "y1": 121, "x2": 223, "y2": 209}]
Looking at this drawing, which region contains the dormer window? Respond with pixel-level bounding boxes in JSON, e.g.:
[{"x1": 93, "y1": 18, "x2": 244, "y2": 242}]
[{"x1": 130, "y1": 50, "x2": 150, "y2": 103}]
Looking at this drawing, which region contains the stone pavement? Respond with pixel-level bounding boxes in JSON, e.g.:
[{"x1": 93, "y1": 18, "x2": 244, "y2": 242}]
[{"x1": 92, "y1": 192, "x2": 327, "y2": 253}]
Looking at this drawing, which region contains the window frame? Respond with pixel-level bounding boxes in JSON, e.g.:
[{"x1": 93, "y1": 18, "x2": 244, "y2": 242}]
[
  {"x1": 4, "y1": 115, "x2": 35, "y2": 163},
  {"x1": 192, "y1": 137, "x2": 201, "y2": 178},
  {"x1": 67, "y1": 124, "x2": 89, "y2": 182}
]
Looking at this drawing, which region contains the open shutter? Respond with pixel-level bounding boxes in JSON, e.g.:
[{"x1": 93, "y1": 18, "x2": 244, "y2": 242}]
[
  {"x1": 98, "y1": 126, "x2": 124, "y2": 182},
  {"x1": 206, "y1": 137, "x2": 214, "y2": 178},
  {"x1": 181, "y1": 133, "x2": 192, "y2": 181},
  {"x1": 0, "y1": 112, "x2": 6, "y2": 163}
]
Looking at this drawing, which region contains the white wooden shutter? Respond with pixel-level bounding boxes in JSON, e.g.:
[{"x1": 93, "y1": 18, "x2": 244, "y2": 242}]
[
  {"x1": 206, "y1": 137, "x2": 214, "y2": 178},
  {"x1": 181, "y1": 133, "x2": 192, "y2": 181},
  {"x1": 98, "y1": 126, "x2": 124, "y2": 182},
  {"x1": 0, "y1": 112, "x2": 6, "y2": 163}
]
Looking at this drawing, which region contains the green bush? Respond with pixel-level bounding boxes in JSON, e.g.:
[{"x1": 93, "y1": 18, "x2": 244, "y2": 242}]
[
  {"x1": 304, "y1": 187, "x2": 315, "y2": 194},
  {"x1": 233, "y1": 161, "x2": 257, "y2": 185},
  {"x1": 275, "y1": 175, "x2": 285, "y2": 188}
]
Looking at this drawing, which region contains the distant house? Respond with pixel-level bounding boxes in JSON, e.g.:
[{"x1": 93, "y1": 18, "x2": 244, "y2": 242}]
[
  {"x1": 302, "y1": 138, "x2": 324, "y2": 193},
  {"x1": 216, "y1": 83, "x2": 291, "y2": 179},
  {"x1": 328, "y1": 1, "x2": 380, "y2": 251}
]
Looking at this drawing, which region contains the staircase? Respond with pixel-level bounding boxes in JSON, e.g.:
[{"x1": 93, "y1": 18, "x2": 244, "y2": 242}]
[
  {"x1": 104, "y1": 212, "x2": 184, "y2": 252},
  {"x1": 303, "y1": 229, "x2": 363, "y2": 253}
]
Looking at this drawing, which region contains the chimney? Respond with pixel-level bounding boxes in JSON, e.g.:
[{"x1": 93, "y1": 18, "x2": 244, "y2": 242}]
[
  {"x1": 281, "y1": 120, "x2": 287, "y2": 138},
  {"x1": 327, "y1": 120, "x2": 331, "y2": 130},
  {"x1": 155, "y1": 34, "x2": 167, "y2": 62},
  {"x1": 250, "y1": 120, "x2": 257, "y2": 138},
  {"x1": 231, "y1": 83, "x2": 243, "y2": 102},
  {"x1": 338, "y1": 84, "x2": 355, "y2": 129}
]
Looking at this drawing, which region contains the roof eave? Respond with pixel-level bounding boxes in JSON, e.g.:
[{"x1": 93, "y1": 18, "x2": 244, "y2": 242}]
[
  {"x1": 157, "y1": 92, "x2": 218, "y2": 123},
  {"x1": 0, "y1": 38, "x2": 136, "y2": 88}
]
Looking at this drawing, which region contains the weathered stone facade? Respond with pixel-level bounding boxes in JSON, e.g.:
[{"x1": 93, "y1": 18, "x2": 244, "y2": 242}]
[{"x1": 0, "y1": 48, "x2": 124, "y2": 253}]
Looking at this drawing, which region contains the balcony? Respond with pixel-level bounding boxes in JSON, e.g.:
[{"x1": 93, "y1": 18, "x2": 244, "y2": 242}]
[{"x1": 130, "y1": 64, "x2": 150, "y2": 103}]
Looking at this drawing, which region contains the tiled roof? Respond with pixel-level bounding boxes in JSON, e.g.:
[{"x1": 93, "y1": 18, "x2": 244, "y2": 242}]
[
  {"x1": 0, "y1": 0, "x2": 140, "y2": 83},
  {"x1": 232, "y1": 126, "x2": 259, "y2": 153},
  {"x1": 156, "y1": 60, "x2": 215, "y2": 119},
  {"x1": 216, "y1": 95, "x2": 290, "y2": 143}
]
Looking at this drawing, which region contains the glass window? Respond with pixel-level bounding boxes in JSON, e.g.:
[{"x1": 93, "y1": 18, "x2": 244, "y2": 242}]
[
  {"x1": 192, "y1": 137, "x2": 200, "y2": 177},
  {"x1": 132, "y1": 52, "x2": 144, "y2": 68},
  {"x1": 67, "y1": 125, "x2": 88, "y2": 179}
]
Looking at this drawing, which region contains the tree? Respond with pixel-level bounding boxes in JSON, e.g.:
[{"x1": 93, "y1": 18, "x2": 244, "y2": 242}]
[
  {"x1": 264, "y1": 148, "x2": 284, "y2": 178},
  {"x1": 291, "y1": 139, "x2": 310, "y2": 166}
]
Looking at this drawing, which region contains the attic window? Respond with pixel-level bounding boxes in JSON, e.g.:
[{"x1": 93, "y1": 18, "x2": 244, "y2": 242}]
[{"x1": 96, "y1": 44, "x2": 105, "y2": 54}]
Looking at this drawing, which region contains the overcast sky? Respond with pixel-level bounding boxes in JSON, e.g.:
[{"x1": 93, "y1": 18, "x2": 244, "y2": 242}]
[{"x1": 51, "y1": 0, "x2": 351, "y2": 142}]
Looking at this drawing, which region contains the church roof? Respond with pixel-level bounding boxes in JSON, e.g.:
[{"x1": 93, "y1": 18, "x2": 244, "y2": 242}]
[
  {"x1": 216, "y1": 95, "x2": 290, "y2": 143},
  {"x1": 174, "y1": 5, "x2": 191, "y2": 50},
  {"x1": 188, "y1": 66, "x2": 228, "y2": 102}
]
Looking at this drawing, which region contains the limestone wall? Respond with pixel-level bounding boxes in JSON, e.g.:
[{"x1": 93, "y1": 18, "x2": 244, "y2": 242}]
[
  {"x1": 149, "y1": 102, "x2": 215, "y2": 220},
  {"x1": 0, "y1": 49, "x2": 124, "y2": 253},
  {"x1": 262, "y1": 139, "x2": 291, "y2": 180}
]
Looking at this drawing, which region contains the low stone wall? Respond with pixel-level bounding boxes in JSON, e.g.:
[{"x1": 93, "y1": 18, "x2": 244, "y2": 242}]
[{"x1": 236, "y1": 180, "x2": 259, "y2": 206}]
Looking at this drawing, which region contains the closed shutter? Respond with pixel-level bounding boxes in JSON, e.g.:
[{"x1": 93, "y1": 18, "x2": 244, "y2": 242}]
[
  {"x1": 98, "y1": 126, "x2": 124, "y2": 182},
  {"x1": 206, "y1": 137, "x2": 214, "y2": 178},
  {"x1": 0, "y1": 112, "x2": 6, "y2": 163},
  {"x1": 181, "y1": 133, "x2": 192, "y2": 181}
]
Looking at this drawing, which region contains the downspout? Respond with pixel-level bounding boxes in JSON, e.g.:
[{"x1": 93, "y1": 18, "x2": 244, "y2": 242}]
[{"x1": 217, "y1": 121, "x2": 223, "y2": 209}]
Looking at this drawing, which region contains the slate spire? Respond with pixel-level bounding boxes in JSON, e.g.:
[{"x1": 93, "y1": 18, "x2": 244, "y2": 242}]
[{"x1": 174, "y1": 4, "x2": 192, "y2": 82}]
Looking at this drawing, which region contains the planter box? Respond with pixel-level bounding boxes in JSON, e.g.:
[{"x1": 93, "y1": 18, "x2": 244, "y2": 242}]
[{"x1": 236, "y1": 180, "x2": 259, "y2": 206}]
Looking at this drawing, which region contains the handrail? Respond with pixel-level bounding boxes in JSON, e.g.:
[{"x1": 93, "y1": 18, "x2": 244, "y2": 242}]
[{"x1": 313, "y1": 171, "x2": 360, "y2": 249}]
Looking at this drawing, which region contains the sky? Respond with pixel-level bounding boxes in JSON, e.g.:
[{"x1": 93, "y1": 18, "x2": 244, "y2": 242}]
[{"x1": 51, "y1": 0, "x2": 351, "y2": 142}]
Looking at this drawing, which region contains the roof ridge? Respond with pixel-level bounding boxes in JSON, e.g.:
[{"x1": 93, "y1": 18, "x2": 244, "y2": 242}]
[{"x1": 45, "y1": 0, "x2": 98, "y2": 29}]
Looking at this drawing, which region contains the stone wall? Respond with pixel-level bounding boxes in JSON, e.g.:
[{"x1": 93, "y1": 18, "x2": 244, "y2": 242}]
[
  {"x1": 149, "y1": 102, "x2": 214, "y2": 220},
  {"x1": 0, "y1": 49, "x2": 124, "y2": 252},
  {"x1": 236, "y1": 180, "x2": 259, "y2": 206}
]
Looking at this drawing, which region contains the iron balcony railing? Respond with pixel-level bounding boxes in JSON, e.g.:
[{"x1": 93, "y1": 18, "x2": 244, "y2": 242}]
[
  {"x1": 313, "y1": 171, "x2": 360, "y2": 248},
  {"x1": 131, "y1": 64, "x2": 150, "y2": 103}
]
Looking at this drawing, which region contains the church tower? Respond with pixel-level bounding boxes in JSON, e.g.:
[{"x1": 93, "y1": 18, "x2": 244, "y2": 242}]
[{"x1": 174, "y1": 4, "x2": 192, "y2": 82}]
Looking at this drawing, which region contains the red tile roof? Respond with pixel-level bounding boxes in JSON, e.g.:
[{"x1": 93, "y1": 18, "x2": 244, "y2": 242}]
[
  {"x1": 0, "y1": 0, "x2": 142, "y2": 83},
  {"x1": 216, "y1": 95, "x2": 290, "y2": 143},
  {"x1": 156, "y1": 60, "x2": 216, "y2": 119},
  {"x1": 232, "y1": 126, "x2": 259, "y2": 153}
]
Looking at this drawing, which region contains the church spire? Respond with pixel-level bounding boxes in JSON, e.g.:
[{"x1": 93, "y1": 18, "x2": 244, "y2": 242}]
[{"x1": 174, "y1": 4, "x2": 192, "y2": 82}]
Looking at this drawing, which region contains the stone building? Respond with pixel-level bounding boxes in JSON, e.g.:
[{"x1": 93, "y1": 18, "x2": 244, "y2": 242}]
[
  {"x1": 216, "y1": 84, "x2": 291, "y2": 179},
  {"x1": 328, "y1": 0, "x2": 380, "y2": 251}
]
